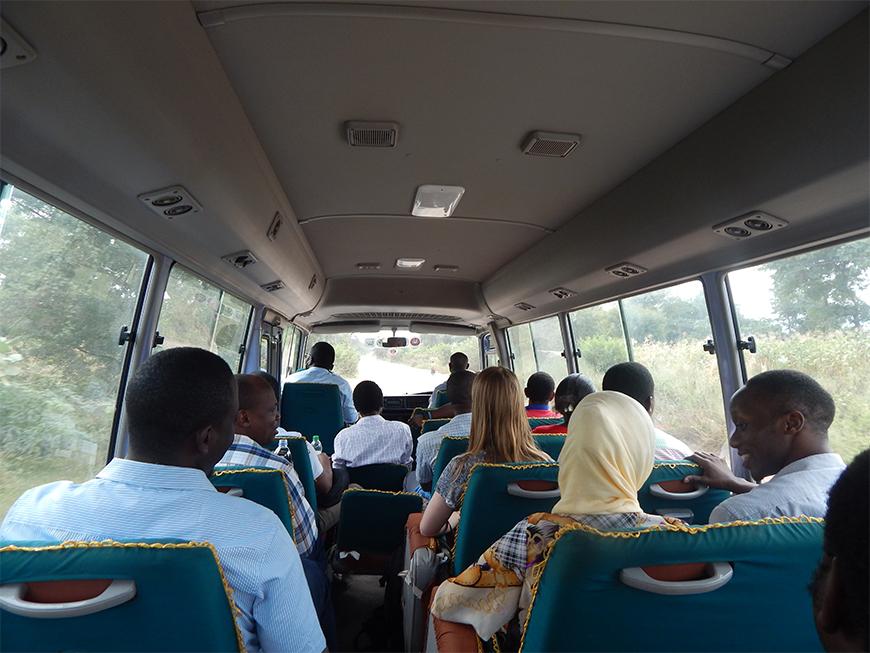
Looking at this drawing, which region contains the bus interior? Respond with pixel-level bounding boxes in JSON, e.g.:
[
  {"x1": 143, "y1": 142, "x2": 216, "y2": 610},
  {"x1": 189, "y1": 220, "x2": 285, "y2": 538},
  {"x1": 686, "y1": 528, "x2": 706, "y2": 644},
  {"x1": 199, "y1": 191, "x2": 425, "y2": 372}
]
[{"x1": 0, "y1": 1, "x2": 868, "y2": 651}]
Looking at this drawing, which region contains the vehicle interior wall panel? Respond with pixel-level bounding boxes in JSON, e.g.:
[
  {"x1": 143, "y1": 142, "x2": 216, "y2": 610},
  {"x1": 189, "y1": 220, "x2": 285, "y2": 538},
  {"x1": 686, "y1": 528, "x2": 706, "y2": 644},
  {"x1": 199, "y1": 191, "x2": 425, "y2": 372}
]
[
  {"x1": 0, "y1": 0, "x2": 322, "y2": 316},
  {"x1": 484, "y1": 11, "x2": 870, "y2": 324}
]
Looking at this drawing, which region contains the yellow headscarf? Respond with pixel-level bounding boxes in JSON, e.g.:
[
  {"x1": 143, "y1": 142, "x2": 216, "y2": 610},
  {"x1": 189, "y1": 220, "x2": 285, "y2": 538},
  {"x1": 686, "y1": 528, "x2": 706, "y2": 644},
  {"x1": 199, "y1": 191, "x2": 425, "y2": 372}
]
[{"x1": 552, "y1": 390, "x2": 655, "y2": 515}]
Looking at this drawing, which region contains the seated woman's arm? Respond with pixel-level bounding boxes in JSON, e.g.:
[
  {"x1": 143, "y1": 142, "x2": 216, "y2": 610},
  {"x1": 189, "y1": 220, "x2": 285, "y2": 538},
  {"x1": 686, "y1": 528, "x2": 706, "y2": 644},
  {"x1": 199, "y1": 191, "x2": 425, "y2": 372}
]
[{"x1": 419, "y1": 492, "x2": 459, "y2": 537}]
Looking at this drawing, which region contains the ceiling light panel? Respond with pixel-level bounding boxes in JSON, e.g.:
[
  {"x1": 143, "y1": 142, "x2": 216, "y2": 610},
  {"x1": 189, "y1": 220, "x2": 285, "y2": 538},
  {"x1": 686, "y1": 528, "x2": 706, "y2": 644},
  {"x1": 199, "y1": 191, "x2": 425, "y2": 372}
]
[
  {"x1": 412, "y1": 185, "x2": 465, "y2": 217},
  {"x1": 395, "y1": 258, "x2": 425, "y2": 269}
]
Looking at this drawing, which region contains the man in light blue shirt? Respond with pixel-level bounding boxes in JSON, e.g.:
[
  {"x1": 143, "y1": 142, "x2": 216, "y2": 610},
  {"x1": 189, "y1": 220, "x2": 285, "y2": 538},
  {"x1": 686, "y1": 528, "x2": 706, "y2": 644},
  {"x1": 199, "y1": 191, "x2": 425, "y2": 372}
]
[
  {"x1": 684, "y1": 369, "x2": 845, "y2": 523},
  {"x1": 0, "y1": 348, "x2": 326, "y2": 653},
  {"x1": 286, "y1": 341, "x2": 359, "y2": 424}
]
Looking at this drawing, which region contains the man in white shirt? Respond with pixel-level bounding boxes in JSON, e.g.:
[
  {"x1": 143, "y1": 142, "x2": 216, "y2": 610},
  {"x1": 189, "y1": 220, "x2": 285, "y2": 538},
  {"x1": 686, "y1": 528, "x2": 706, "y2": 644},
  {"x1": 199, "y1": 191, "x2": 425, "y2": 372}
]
[
  {"x1": 602, "y1": 361, "x2": 693, "y2": 460},
  {"x1": 285, "y1": 341, "x2": 359, "y2": 424},
  {"x1": 333, "y1": 381, "x2": 413, "y2": 468},
  {"x1": 427, "y1": 352, "x2": 469, "y2": 409},
  {"x1": 684, "y1": 370, "x2": 845, "y2": 523},
  {"x1": 0, "y1": 348, "x2": 326, "y2": 653}
]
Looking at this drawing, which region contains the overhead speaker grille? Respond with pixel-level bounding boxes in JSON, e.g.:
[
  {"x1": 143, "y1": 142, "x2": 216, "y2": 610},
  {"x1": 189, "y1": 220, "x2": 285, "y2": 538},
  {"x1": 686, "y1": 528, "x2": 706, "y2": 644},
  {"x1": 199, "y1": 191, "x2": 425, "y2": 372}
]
[
  {"x1": 523, "y1": 131, "x2": 581, "y2": 158},
  {"x1": 346, "y1": 121, "x2": 398, "y2": 148},
  {"x1": 331, "y1": 312, "x2": 461, "y2": 322}
]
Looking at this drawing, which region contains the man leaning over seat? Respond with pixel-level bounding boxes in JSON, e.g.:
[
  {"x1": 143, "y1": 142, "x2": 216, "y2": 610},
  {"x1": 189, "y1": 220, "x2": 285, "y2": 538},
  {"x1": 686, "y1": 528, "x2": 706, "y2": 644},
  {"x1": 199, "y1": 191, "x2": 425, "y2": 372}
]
[{"x1": 0, "y1": 347, "x2": 326, "y2": 653}]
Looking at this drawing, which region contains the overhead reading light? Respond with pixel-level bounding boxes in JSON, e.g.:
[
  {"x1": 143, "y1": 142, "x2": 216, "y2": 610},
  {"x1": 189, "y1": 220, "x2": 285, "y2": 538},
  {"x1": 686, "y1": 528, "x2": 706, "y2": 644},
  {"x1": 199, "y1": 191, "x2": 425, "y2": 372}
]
[
  {"x1": 523, "y1": 131, "x2": 581, "y2": 158},
  {"x1": 138, "y1": 185, "x2": 202, "y2": 219},
  {"x1": 395, "y1": 258, "x2": 425, "y2": 270},
  {"x1": 606, "y1": 262, "x2": 648, "y2": 279},
  {"x1": 433, "y1": 264, "x2": 459, "y2": 272},
  {"x1": 356, "y1": 262, "x2": 381, "y2": 271},
  {"x1": 222, "y1": 250, "x2": 258, "y2": 269},
  {"x1": 261, "y1": 280, "x2": 285, "y2": 292},
  {"x1": 713, "y1": 211, "x2": 788, "y2": 240},
  {"x1": 412, "y1": 185, "x2": 465, "y2": 217},
  {"x1": 514, "y1": 302, "x2": 535, "y2": 311},
  {"x1": 549, "y1": 287, "x2": 577, "y2": 299}
]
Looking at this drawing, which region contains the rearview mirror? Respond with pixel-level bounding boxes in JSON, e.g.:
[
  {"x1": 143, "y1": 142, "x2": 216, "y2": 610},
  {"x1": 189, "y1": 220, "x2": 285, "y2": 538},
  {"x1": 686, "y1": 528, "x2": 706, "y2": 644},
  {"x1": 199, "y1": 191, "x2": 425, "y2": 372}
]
[{"x1": 381, "y1": 337, "x2": 408, "y2": 348}]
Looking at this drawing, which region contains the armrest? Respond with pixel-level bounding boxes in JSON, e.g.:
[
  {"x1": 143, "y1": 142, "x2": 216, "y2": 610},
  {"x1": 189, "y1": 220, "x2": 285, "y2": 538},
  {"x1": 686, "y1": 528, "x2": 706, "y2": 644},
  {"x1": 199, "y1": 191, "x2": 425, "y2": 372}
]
[
  {"x1": 433, "y1": 615, "x2": 482, "y2": 653},
  {"x1": 406, "y1": 512, "x2": 437, "y2": 555}
]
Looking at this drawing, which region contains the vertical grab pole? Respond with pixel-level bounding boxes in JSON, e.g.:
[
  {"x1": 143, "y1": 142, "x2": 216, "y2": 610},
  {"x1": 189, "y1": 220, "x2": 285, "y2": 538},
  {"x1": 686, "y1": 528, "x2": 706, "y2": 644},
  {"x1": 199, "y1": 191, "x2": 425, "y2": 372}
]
[{"x1": 558, "y1": 313, "x2": 578, "y2": 374}]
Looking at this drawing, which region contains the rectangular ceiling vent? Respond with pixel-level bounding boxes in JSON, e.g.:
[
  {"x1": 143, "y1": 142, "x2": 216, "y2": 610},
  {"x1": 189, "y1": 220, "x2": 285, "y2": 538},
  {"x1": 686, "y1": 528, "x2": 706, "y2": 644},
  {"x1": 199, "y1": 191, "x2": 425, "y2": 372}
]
[
  {"x1": 260, "y1": 280, "x2": 285, "y2": 292},
  {"x1": 549, "y1": 287, "x2": 577, "y2": 299},
  {"x1": 514, "y1": 302, "x2": 536, "y2": 311},
  {"x1": 606, "y1": 262, "x2": 648, "y2": 279},
  {"x1": 523, "y1": 131, "x2": 581, "y2": 158},
  {"x1": 222, "y1": 250, "x2": 258, "y2": 270},
  {"x1": 331, "y1": 312, "x2": 461, "y2": 322},
  {"x1": 713, "y1": 211, "x2": 788, "y2": 240},
  {"x1": 346, "y1": 121, "x2": 398, "y2": 148},
  {"x1": 1, "y1": 19, "x2": 37, "y2": 69}
]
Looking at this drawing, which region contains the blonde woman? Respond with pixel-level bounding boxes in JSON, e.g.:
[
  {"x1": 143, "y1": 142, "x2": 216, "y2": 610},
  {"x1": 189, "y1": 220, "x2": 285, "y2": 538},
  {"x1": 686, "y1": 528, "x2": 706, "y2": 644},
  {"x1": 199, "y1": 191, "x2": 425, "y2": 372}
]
[
  {"x1": 431, "y1": 391, "x2": 681, "y2": 647},
  {"x1": 419, "y1": 366, "x2": 552, "y2": 538}
]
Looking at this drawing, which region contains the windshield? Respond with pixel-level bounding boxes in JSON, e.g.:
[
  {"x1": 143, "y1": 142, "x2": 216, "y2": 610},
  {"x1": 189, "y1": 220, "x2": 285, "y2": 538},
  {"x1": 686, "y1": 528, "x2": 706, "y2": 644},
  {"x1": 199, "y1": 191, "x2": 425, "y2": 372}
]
[{"x1": 303, "y1": 330, "x2": 479, "y2": 395}]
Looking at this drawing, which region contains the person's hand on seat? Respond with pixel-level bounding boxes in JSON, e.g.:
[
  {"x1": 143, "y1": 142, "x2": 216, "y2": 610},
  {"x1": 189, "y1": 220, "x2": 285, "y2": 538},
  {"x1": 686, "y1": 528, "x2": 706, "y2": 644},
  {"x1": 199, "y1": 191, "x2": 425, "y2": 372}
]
[{"x1": 684, "y1": 452, "x2": 755, "y2": 494}]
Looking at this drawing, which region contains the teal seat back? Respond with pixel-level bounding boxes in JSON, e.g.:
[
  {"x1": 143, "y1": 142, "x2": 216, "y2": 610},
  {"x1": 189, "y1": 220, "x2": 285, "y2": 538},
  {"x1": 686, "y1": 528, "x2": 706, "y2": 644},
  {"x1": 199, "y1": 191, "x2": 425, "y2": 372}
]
[
  {"x1": 431, "y1": 436, "x2": 470, "y2": 488},
  {"x1": 454, "y1": 463, "x2": 560, "y2": 573},
  {"x1": 421, "y1": 417, "x2": 451, "y2": 434},
  {"x1": 527, "y1": 416, "x2": 563, "y2": 430},
  {"x1": 211, "y1": 467, "x2": 296, "y2": 541},
  {"x1": 521, "y1": 517, "x2": 824, "y2": 652},
  {"x1": 431, "y1": 388, "x2": 450, "y2": 408},
  {"x1": 0, "y1": 539, "x2": 241, "y2": 652},
  {"x1": 347, "y1": 463, "x2": 408, "y2": 491},
  {"x1": 638, "y1": 461, "x2": 732, "y2": 524},
  {"x1": 532, "y1": 434, "x2": 565, "y2": 460},
  {"x1": 281, "y1": 382, "x2": 344, "y2": 455},
  {"x1": 335, "y1": 490, "x2": 423, "y2": 574},
  {"x1": 271, "y1": 436, "x2": 317, "y2": 512}
]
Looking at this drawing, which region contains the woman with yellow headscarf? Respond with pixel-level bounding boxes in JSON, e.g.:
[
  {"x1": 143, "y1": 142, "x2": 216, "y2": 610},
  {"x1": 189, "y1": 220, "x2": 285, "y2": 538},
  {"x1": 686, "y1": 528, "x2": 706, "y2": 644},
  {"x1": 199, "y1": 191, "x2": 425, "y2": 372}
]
[{"x1": 430, "y1": 391, "x2": 680, "y2": 648}]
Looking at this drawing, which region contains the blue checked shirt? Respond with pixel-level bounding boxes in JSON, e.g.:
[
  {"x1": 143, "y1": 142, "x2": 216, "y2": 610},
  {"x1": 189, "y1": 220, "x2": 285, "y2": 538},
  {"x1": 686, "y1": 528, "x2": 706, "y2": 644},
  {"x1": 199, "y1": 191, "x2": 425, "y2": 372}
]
[
  {"x1": 415, "y1": 412, "x2": 473, "y2": 485},
  {"x1": 332, "y1": 415, "x2": 413, "y2": 468},
  {"x1": 0, "y1": 458, "x2": 325, "y2": 653},
  {"x1": 216, "y1": 435, "x2": 318, "y2": 557}
]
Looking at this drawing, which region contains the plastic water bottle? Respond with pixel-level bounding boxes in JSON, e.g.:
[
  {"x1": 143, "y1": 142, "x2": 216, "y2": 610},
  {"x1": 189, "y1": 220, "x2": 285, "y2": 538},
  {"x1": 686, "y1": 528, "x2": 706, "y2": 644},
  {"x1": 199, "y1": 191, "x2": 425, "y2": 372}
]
[
  {"x1": 275, "y1": 438, "x2": 289, "y2": 458},
  {"x1": 311, "y1": 435, "x2": 322, "y2": 454}
]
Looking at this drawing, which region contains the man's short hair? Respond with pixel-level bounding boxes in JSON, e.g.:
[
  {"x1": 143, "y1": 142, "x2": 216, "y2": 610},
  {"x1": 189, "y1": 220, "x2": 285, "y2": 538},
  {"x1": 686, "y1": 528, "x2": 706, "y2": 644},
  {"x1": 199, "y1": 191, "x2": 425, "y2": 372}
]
[
  {"x1": 310, "y1": 342, "x2": 335, "y2": 369},
  {"x1": 353, "y1": 380, "x2": 384, "y2": 414},
  {"x1": 237, "y1": 374, "x2": 275, "y2": 410},
  {"x1": 526, "y1": 372, "x2": 555, "y2": 404},
  {"x1": 822, "y1": 449, "x2": 869, "y2": 647},
  {"x1": 555, "y1": 373, "x2": 596, "y2": 415},
  {"x1": 447, "y1": 370, "x2": 476, "y2": 405},
  {"x1": 255, "y1": 371, "x2": 281, "y2": 403},
  {"x1": 449, "y1": 352, "x2": 469, "y2": 371},
  {"x1": 741, "y1": 370, "x2": 836, "y2": 432},
  {"x1": 602, "y1": 362, "x2": 654, "y2": 407},
  {"x1": 125, "y1": 348, "x2": 235, "y2": 453}
]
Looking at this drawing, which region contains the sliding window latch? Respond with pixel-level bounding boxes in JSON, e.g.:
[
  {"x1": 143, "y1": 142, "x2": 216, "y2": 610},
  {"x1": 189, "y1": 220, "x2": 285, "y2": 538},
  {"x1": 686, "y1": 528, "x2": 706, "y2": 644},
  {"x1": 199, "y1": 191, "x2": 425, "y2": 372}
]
[
  {"x1": 152, "y1": 331, "x2": 165, "y2": 348},
  {"x1": 118, "y1": 326, "x2": 135, "y2": 346},
  {"x1": 703, "y1": 339, "x2": 715, "y2": 355},
  {"x1": 738, "y1": 336, "x2": 757, "y2": 354}
]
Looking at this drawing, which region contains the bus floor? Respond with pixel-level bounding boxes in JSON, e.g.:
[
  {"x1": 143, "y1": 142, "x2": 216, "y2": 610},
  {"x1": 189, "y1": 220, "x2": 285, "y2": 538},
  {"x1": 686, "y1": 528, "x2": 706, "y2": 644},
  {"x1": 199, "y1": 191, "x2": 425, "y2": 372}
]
[{"x1": 333, "y1": 573, "x2": 391, "y2": 652}]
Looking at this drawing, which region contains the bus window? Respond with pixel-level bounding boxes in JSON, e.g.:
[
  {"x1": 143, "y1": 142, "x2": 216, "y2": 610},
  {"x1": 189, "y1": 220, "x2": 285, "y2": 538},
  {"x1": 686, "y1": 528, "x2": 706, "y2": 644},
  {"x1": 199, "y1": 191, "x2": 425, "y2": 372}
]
[
  {"x1": 568, "y1": 301, "x2": 630, "y2": 381},
  {"x1": 303, "y1": 330, "x2": 479, "y2": 395},
  {"x1": 0, "y1": 185, "x2": 150, "y2": 518},
  {"x1": 156, "y1": 266, "x2": 252, "y2": 370},
  {"x1": 507, "y1": 323, "x2": 536, "y2": 384},
  {"x1": 728, "y1": 238, "x2": 870, "y2": 463},
  {"x1": 529, "y1": 316, "x2": 568, "y2": 382},
  {"x1": 281, "y1": 324, "x2": 302, "y2": 379},
  {"x1": 619, "y1": 280, "x2": 727, "y2": 455},
  {"x1": 482, "y1": 333, "x2": 498, "y2": 368}
]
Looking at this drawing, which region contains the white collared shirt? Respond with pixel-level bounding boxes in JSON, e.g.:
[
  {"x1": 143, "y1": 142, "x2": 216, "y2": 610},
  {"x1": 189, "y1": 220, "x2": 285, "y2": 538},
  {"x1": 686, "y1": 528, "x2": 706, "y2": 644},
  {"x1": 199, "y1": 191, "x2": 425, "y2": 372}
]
[
  {"x1": 709, "y1": 452, "x2": 846, "y2": 523},
  {"x1": 285, "y1": 366, "x2": 359, "y2": 424},
  {"x1": 332, "y1": 414, "x2": 413, "y2": 468}
]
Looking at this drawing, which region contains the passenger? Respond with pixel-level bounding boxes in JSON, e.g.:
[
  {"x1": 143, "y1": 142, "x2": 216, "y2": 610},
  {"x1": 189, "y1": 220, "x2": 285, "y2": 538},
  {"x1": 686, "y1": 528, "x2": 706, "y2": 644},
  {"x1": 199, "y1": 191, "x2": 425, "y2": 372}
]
[
  {"x1": 415, "y1": 370, "x2": 476, "y2": 492},
  {"x1": 430, "y1": 391, "x2": 678, "y2": 646},
  {"x1": 428, "y1": 352, "x2": 469, "y2": 408},
  {"x1": 419, "y1": 367, "x2": 552, "y2": 537},
  {"x1": 285, "y1": 341, "x2": 359, "y2": 424},
  {"x1": 332, "y1": 380, "x2": 413, "y2": 468},
  {"x1": 602, "y1": 361, "x2": 692, "y2": 459},
  {"x1": 215, "y1": 374, "x2": 318, "y2": 558},
  {"x1": 685, "y1": 370, "x2": 846, "y2": 523},
  {"x1": 532, "y1": 373, "x2": 596, "y2": 434},
  {"x1": 257, "y1": 371, "x2": 334, "y2": 498},
  {"x1": 0, "y1": 348, "x2": 326, "y2": 652},
  {"x1": 524, "y1": 371, "x2": 560, "y2": 417},
  {"x1": 811, "y1": 449, "x2": 868, "y2": 653}
]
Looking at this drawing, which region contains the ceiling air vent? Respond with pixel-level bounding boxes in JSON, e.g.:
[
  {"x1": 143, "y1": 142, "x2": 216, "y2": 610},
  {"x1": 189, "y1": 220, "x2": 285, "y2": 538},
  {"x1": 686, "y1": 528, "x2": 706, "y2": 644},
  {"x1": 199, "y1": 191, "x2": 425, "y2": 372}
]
[
  {"x1": 549, "y1": 287, "x2": 577, "y2": 299},
  {"x1": 606, "y1": 262, "x2": 647, "y2": 279},
  {"x1": 308, "y1": 274, "x2": 318, "y2": 290},
  {"x1": 522, "y1": 131, "x2": 581, "y2": 158},
  {"x1": 261, "y1": 280, "x2": 285, "y2": 292},
  {"x1": 514, "y1": 302, "x2": 535, "y2": 311},
  {"x1": 1, "y1": 19, "x2": 36, "y2": 69},
  {"x1": 346, "y1": 121, "x2": 398, "y2": 148},
  {"x1": 713, "y1": 211, "x2": 788, "y2": 240},
  {"x1": 266, "y1": 212, "x2": 282, "y2": 241},
  {"x1": 138, "y1": 185, "x2": 203, "y2": 219},
  {"x1": 222, "y1": 250, "x2": 258, "y2": 270}
]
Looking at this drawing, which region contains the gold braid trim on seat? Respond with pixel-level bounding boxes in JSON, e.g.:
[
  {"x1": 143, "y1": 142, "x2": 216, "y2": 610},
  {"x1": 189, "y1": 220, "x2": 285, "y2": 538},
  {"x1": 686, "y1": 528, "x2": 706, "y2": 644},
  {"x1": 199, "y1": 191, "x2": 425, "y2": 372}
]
[
  {"x1": 344, "y1": 487, "x2": 422, "y2": 499},
  {"x1": 0, "y1": 539, "x2": 245, "y2": 652},
  {"x1": 651, "y1": 461, "x2": 702, "y2": 470},
  {"x1": 211, "y1": 467, "x2": 298, "y2": 544},
  {"x1": 517, "y1": 514, "x2": 825, "y2": 652}
]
